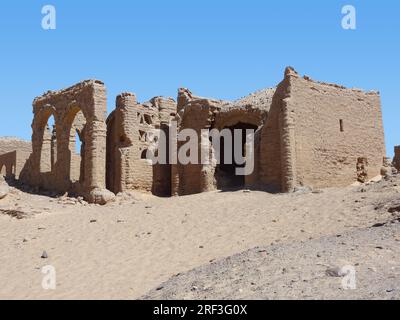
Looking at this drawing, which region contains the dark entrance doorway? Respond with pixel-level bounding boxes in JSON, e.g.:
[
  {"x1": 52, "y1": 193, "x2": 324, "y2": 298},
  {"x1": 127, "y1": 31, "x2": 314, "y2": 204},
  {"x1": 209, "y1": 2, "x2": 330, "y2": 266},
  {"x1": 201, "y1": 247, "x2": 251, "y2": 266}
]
[{"x1": 216, "y1": 122, "x2": 258, "y2": 190}]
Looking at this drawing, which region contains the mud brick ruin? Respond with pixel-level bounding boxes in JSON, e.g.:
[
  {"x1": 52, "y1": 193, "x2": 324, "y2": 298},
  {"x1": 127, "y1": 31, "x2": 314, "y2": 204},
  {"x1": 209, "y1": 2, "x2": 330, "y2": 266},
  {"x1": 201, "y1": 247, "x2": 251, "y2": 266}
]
[
  {"x1": 0, "y1": 67, "x2": 391, "y2": 204},
  {"x1": 106, "y1": 93, "x2": 176, "y2": 196},
  {"x1": 393, "y1": 146, "x2": 400, "y2": 171},
  {"x1": 0, "y1": 138, "x2": 31, "y2": 180},
  {"x1": 18, "y1": 80, "x2": 114, "y2": 204}
]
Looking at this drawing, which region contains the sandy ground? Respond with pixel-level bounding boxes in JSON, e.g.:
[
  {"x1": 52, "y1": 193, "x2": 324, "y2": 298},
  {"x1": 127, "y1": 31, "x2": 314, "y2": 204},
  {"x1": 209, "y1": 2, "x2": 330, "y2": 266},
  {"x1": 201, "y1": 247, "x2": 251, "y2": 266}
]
[
  {"x1": 144, "y1": 223, "x2": 400, "y2": 300},
  {"x1": 0, "y1": 176, "x2": 400, "y2": 300}
]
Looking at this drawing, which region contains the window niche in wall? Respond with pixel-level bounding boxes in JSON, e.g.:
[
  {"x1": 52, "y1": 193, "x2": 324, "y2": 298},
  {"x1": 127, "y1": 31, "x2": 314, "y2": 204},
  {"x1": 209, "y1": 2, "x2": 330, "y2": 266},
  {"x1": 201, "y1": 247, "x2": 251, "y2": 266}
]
[{"x1": 340, "y1": 119, "x2": 344, "y2": 132}]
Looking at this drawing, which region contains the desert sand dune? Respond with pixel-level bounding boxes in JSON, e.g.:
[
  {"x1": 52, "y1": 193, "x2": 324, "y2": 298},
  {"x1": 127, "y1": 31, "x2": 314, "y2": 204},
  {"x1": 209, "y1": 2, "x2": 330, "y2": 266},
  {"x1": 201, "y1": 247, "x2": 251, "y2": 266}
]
[{"x1": 0, "y1": 176, "x2": 399, "y2": 299}]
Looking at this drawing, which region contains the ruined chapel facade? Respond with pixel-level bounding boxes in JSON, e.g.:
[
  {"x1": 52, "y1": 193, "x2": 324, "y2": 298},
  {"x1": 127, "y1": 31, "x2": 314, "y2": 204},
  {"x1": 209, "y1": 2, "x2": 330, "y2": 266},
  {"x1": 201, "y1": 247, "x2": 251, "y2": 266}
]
[{"x1": 1, "y1": 67, "x2": 388, "y2": 203}]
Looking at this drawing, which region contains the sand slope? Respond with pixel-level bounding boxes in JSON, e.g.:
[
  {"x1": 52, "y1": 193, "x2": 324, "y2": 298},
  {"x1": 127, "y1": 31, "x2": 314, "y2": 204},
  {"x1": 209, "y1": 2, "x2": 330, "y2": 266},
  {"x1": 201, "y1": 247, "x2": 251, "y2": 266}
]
[
  {"x1": 143, "y1": 223, "x2": 400, "y2": 300},
  {"x1": 0, "y1": 176, "x2": 399, "y2": 299}
]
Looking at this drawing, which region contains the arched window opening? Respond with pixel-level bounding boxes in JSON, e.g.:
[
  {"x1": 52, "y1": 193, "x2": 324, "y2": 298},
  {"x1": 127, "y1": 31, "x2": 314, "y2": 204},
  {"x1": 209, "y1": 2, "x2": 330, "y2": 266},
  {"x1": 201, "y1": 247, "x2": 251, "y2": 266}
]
[
  {"x1": 75, "y1": 130, "x2": 82, "y2": 155},
  {"x1": 141, "y1": 149, "x2": 148, "y2": 160},
  {"x1": 40, "y1": 114, "x2": 56, "y2": 173},
  {"x1": 68, "y1": 110, "x2": 87, "y2": 184},
  {"x1": 144, "y1": 114, "x2": 153, "y2": 125}
]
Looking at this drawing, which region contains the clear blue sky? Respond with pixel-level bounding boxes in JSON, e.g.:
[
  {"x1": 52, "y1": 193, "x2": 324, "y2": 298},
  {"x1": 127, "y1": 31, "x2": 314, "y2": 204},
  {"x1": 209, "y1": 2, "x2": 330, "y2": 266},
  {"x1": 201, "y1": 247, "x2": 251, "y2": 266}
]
[{"x1": 0, "y1": 0, "x2": 399, "y2": 156}]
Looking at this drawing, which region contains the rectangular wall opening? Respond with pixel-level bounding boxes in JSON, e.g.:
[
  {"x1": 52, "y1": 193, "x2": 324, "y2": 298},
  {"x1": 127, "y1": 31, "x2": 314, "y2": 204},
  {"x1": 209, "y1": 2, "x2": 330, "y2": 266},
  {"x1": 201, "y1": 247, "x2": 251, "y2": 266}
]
[{"x1": 339, "y1": 119, "x2": 344, "y2": 132}]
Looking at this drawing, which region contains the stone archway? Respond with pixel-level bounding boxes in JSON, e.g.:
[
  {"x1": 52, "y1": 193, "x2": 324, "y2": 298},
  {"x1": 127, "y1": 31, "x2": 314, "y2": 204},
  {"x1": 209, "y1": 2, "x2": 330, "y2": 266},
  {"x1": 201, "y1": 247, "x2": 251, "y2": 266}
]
[
  {"x1": 66, "y1": 108, "x2": 87, "y2": 186},
  {"x1": 40, "y1": 113, "x2": 56, "y2": 174},
  {"x1": 20, "y1": 80, "x2": 113, "y2": 204}
]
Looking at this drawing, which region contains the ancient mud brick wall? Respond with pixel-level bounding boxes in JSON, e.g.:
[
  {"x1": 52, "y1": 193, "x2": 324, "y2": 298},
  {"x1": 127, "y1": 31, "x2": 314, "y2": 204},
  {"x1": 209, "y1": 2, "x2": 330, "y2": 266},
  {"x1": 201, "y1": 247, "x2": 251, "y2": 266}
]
[
  {"x1": 356, "y1": 157, "x2": 369, "y2": 183},
  {"x1": 20, "y1": 80, "x2": 112, "y2": 204},
  {"x1": 172, "y1": 89, "x2": 223, "y2": 196},
  {"x1": 173, "y1": 89, "x2": 268, "y2": 196},
  {"x1": 0, "y1": 151, "x2": 31, "y2": 180},
  {"x1": 259, "y1": 82, "x2": 286, "y2": 192},
  {"x1": 0, "y1": 138, "x2": 32, "y2": 155},
  {"x1": 173, "y1": 101, "x2": 216, "y2": 195},
  {"x1": 0, "y1": 151, "x2": 16, "y2": 178},
  {"x1": 259, "y1": 67, "x2": 386, "y2": 192},
  {"x1": 0, "y1": 138, "x2": 32, "y2": 179},
  {"x1": 151, "y1": 97, "x2": 176, "y2": 196},
  {"x1": 393, "y1": 146, "x2": 400, "y2": 171},
  {"x1": 107, "y1": 94, "x2": 176, "y2": 196},
  {"x1": 106, "y1": 93, "x2": 137, "y2": 194},
  {"x1": 284, "y1": 68, "x2": 386, "y2": 190}
]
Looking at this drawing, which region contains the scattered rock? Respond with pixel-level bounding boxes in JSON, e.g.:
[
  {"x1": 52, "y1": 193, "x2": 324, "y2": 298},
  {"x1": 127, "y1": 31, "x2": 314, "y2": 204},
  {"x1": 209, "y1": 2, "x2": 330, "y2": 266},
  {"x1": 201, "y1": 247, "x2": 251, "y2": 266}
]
[
  {"x1": 312, "y1": 189, "x2": 323, "y2": 194},
  {"x1": 388, "y1": 203, "x2": 400, "y2": 214},
  {"x1": 370, "y1": 175, "x2": 383, "y2": 183},
  {"x1": 87, "y1": 188, "x2": 115, "y2": 205},
  {"x1": 372, "y1": 222, "x2": 386, "y2": 228},
  {"x1": 326, "y1": 267, "x2": 349, "y2": 278},
  {"x1": 293, "y1": 186, "x2": 312, "y2": 194},
  {"x1": 0, "y1": 209, "x2": 29, "y2": 220}
]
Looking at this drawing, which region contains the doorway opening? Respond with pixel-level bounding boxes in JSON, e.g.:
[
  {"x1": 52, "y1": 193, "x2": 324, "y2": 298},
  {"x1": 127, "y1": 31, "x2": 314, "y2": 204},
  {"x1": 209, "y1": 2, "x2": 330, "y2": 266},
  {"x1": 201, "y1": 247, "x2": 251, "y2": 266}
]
[{"x1": 215, "y1": 122, "x2": 258, "y2": 190}]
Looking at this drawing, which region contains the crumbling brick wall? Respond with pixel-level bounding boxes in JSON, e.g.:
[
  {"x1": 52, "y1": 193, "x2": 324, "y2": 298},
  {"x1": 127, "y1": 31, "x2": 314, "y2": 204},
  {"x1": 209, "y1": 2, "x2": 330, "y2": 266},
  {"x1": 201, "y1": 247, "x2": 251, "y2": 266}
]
[
  {"x1": 0, "y1": 138, "x2": 31, "y2": 180},
  {"x1": 260, "y1": 67, "x2": 386, "y2": 191},
  {"x1": 151, "y1": 97, "x2": 176, "y2": 196},
  {"x1": 259, "y1": 67, "x2": 386, "y2": 192},
  {"x1": 0, "y1": 137, "x2": 31, "y2": 155},
  {"x1": 393, "y1": 146, "x2": 400, "y2": 171},
  {"x1": 173, "y1": 96, "x2": 217, "y2": 195},
  {"x1": 172, "y1": 89, "x2": 268, "y2": 196},
  {"x1": 0, "y1": 151, "x2": 30, "y2": 180},
  {"x1": 106, "y1": 93, "x2": 176, "y2": 196},
  {"x1": 288, "y1": 69, "x2": 385, "y2": 189},
  {"x1": 0, "y1": 151, "x2": 16, "y2": 179},
  {"x1": 259, "y1": 81, "x2": 288, "y2": 192}
]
